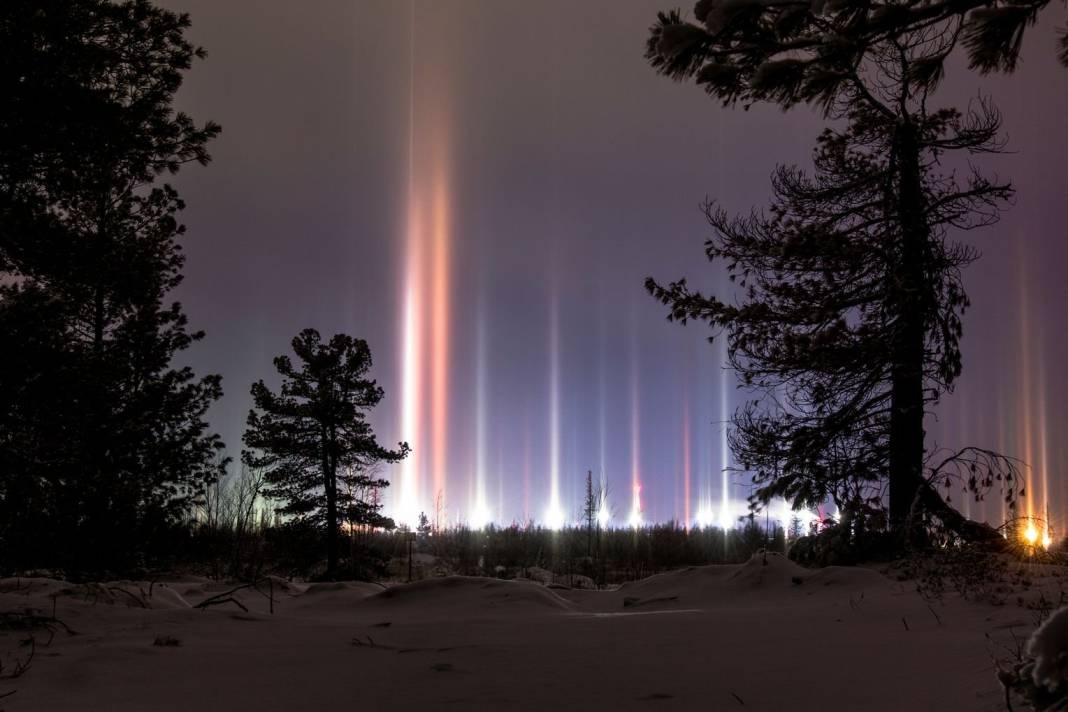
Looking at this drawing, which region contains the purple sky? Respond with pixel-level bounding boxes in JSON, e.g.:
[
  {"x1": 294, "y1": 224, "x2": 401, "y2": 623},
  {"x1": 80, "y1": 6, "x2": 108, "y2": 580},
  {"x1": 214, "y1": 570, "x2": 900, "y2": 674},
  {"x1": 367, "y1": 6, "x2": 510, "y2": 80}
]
[{"x1": 160, "y1": 1, "x2": 1068, "y2": 530}]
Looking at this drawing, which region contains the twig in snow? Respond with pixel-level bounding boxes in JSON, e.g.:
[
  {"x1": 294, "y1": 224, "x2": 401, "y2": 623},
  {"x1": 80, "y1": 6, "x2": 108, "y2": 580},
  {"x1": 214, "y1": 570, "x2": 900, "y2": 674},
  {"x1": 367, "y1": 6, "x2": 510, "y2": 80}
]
[
  {"x1": 0, "y1": 637, "x2": 35, "y2": 679},
  {"x1": 107, "y1": 586, "x2": 146, "y2": 608},
  {"x1": 194, "y1": 584, "x2": 253, "y2": 612},
  {"x1": 195, "y1": 595, "x2": 248, "y2": 612}
]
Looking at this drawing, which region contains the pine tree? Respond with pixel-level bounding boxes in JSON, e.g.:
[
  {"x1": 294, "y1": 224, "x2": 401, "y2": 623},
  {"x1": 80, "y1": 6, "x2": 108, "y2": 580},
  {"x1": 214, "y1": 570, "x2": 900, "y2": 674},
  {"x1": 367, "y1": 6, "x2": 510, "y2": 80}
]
[
  {"x1": 243, "y1": 329, "x2": 409, "y2": 580},
  {"x1": 645, "y1": 2, "x2": 1062, "y2": 107},
  {"x1": 1, "y1": 1, "x2": 220, "y2": 276},
  {"x1": 646, "y1": 3, "x2": 1021, "y2": 541},
  {"x1": 0, "y1": 0, "x2": 225, "y2": 572}
]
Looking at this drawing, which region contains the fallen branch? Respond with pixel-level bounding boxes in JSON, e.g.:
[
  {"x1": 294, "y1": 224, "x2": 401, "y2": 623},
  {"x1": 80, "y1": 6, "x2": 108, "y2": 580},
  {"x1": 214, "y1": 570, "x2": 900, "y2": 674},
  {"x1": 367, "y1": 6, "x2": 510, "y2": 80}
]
[
  {"x1": 107, "y1": 587, "x2": 147, "y2": 609},
  {"x1": 0, "y1": 636, "x2": 35, "y2": 679},
  {"x1": 0, "y1": 611, "x2": 74, "y2": 636},
  {"x1": 194, "y1": 594, "x2": 249, "y2": 613},
  {"x1": 194, "y1": 584, "x2": 253, "y2": 612},
  {"x1": 914, "y1": 447, "x2": 1021, "y2": 550},
  {"x1": 350, "y1": 635, "x2": 396, "y2": 651}
]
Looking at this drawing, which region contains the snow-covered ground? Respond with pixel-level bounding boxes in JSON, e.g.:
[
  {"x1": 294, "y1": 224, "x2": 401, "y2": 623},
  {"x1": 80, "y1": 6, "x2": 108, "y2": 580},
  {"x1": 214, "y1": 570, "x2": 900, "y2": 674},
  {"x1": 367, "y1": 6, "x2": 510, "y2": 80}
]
[{"x1": 0, "y1": 554, "x2": 1057, "y2": 710}]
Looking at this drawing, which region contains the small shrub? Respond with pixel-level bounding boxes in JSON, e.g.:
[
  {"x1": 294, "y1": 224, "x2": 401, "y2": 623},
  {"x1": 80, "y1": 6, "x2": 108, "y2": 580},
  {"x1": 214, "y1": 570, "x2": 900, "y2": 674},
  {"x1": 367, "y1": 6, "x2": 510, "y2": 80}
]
[
  {"x1": 788, "y1": 523, "x2": 896, "y2": 567},
  {"x1": 903, "y1": 546, "x2": 1010, "y2": 605}
]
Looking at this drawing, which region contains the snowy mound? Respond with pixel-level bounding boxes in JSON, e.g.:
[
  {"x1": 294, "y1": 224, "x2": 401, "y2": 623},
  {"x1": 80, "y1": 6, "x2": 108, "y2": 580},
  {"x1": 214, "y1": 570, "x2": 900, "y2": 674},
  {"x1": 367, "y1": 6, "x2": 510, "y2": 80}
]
[
  {"x1": 617, "y1": 553, "x2": 804, "y2": 599},
  {"x1": 805, "y1": 564, "x2": 891, "y2": 589},
  {"x1": 368, "y1": 576, "x2": 573, "y2": 613},
  {"x1": 96, "y1": 581, "x2": 190, "y2": 609},
  {"x1": 302, "y1": 581, "x2": 383, "y2": 597},
  {"x1": 156, "y1": 574, "x2": 213, "y2": 584},
  {"x1": 518, "y1": 567, "x2": 597, "y2": 590},
  {"x1": 613, "y1": 553, "x2": 894, "y2": 610},
  {"x1": 0, "y1": 578, "x2": 193, "y2": 610},
  {"x1": 178, "y1": 576, "x2": 300, "y2": 600},
  {"x1": 1028, "y1": 605, "x2": 1068, "y2": 692},
  {"x1": 727, "y1": 552, "x2": 809, "y2": 587},
  {"x1": 616, "y1": 565, "x2": 732, "y2": 601},
  {"x1": 1, "y1": 577, "x2": 68, "y2": 598}
]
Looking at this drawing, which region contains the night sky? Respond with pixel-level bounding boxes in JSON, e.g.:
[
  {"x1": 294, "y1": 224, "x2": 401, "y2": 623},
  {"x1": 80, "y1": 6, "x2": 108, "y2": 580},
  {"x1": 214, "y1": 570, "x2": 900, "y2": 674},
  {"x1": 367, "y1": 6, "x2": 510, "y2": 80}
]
[{"x1": 158, "y1": 1, "x2": 1068, "y2": 530}]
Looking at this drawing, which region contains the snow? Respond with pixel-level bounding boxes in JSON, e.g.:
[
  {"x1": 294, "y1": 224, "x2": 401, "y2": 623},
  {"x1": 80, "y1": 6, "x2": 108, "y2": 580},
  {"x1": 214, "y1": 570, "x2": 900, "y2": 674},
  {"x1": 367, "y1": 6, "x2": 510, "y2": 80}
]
[
  {"x1": 1029, "y1": 604, "x2": 1068, "y2": 692},
  {"x1": 0, "y1": 555, "x2": 1057, "y2": 710}
]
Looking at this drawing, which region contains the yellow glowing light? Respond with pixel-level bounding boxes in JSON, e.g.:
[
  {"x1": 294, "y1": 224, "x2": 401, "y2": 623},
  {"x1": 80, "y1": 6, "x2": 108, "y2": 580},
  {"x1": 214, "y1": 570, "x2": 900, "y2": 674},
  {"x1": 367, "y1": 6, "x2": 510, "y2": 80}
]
[
  {"x1": 1024, "y1": 523, "x2": 1040, "y2": 545},
  {"x1": 1043, "y1": 531, "x2": 1053, "y2": 549}
]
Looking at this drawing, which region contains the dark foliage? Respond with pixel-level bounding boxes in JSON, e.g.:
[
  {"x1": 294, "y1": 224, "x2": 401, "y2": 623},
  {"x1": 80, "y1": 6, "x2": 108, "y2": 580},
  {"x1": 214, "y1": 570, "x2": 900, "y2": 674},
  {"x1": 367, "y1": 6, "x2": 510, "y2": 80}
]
[
  {"x1": 646, "y1": 1, "x2": 1062, "y2": 112},
  {"x1": 789, "y1": 524, "x2": 897, "y2": 568},
  {"x1": 172, "y1": 517, "x2": 789, "y2": 584},
  {"x1": 0, "y1": 0, "x2": 225, "y2": 574},
  {"x1": 381, "y1": 520, "x2": 788, "y2": 585},
  {"x1": 243, "y1": 329, "x2": 409, "y2": 580},
  {"x1": 646, "y1": 1, "x2": 1020, "y2": 541},
  {"x1": 264, "y1": 521, "x2": 329, "y2": 580}
]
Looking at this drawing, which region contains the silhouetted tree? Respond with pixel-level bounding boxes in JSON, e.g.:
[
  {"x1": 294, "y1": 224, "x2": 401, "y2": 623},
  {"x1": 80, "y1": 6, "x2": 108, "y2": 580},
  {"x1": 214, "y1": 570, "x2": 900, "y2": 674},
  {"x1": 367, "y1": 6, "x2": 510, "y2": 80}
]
[
  {"x1": 243, "y1": 329, "x2": 409, "y2": 580},
  {"x1": 417, "y1": 512, "x2": 433, "y2": 538},
  {"x1": 646, "y1": 3, "x2": 1019, "y2": 542},
  {"x1": 645, "y1": 2, "x2": 1063, "y2": 111},
  {"x1": 1, "y1": 0, "x2": 220, "y2": 276},
  {"x1": 0, "y1": 0, "x2": 225, "y2": 572},
  {"x1": 342, "y1": 463, "x2": 394, "y2": 533},
  {"x1": 583, "y1": 470, "x2": 596, "y2": 557}
]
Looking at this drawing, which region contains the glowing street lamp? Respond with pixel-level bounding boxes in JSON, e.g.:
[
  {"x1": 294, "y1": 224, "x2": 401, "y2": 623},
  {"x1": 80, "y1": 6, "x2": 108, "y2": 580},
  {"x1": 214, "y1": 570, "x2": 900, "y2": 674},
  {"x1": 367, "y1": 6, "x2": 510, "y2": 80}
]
[
  {"x1": 695, "y1": 507, "x2": 716, "y2": 529},
  {"x1": 628, "y1": 484, "x2": 643, "y2": 529},
  {"x1": 544, "y1": 503, "x2": 565, "y2": 531},
  {"x1": 1024, "y1": 522, "x2": 1040, "y2": 546},
  {"x1": 628, "y1": 506, "x2": 643, "y2": 530},
  {"x1": 597, "y1": 505, "x2": 611, "y2": 529},
  {"x1": 468, "y1": 503, "x2": 492, "y2": 530}
]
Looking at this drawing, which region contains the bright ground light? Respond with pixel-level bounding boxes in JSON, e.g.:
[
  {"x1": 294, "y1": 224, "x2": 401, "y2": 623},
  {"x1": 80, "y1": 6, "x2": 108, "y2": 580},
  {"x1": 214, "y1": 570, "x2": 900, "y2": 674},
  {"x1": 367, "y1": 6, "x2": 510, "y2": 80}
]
[{"x1": 544, "y1": 503, "x2": 566, "y2": 531}]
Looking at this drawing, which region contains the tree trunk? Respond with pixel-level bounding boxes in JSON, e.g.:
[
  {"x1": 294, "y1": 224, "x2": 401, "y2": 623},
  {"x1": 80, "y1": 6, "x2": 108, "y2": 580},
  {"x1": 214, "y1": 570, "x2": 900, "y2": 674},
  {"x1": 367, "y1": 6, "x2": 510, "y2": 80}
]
[
  {"x1": 83, "y1": 221, "x2": 107, "y2": 574},
  {"x1": 887, "y1": 122, "x2": 927, "y2": 534},
  {"x1": 93, "y1": 284, "x2": 105, "y2": 358},
  {"x1": 322, "y1": 428, "x2": 338, "y2": 580},
  {"x1": 93, "y1": 214, "x2": 107, "y2": 359}
]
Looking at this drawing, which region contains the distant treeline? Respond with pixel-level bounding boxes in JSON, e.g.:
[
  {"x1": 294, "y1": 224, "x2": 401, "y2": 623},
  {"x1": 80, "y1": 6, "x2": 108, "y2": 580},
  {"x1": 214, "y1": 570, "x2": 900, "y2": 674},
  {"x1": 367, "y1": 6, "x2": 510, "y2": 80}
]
[{"x1": 174, "y1": 505, "x2": 790, "y2": 586}]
